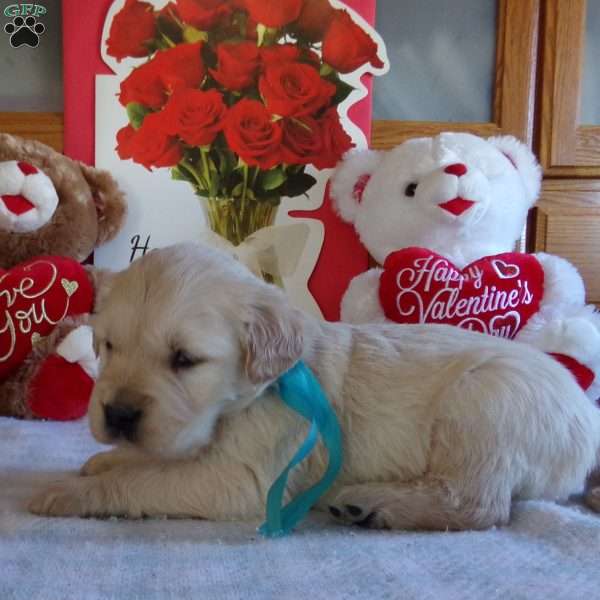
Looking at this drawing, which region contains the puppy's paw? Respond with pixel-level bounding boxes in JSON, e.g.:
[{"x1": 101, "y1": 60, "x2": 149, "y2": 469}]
[
  {"x1": 80, "y1": 451, "x2": 124, "y2": 476},
  {"x1": 328, "y1": 488, "x2": 387, "y2": 529},
  {"x1": 29, "y1": 479, "x2": 98, "y2": 517}
]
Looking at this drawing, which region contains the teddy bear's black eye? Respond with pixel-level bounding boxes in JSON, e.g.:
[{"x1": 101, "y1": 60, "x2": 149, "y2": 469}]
[
  {"x1": 405, "y1": 183, "x2": 418, "y2": 197},
  {"x1": 105, "y1": 340, "x2": 113, "y2": 352}
]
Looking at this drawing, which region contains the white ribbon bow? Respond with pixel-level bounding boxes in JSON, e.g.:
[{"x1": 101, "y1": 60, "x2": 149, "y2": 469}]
[{"x1": 199, "y1": 223, "x2": 311, "y2": 279}]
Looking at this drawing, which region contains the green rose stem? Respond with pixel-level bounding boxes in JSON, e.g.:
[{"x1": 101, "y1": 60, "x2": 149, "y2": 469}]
[
  {"x1": 160, "y1": 33, "x2": 176, "y2": 48},
  {"x1": 240, "y1": 163, "x2": 249, "y2": 226}
]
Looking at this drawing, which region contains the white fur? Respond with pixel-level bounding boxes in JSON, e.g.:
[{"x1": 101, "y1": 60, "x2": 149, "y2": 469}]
[
  {"x1": 56, "y1": 325, "x2": 99, "y2": 379},
  {"x1": 330, "y1": 148, "x2": 383, "y2": 223},
  {"x1": 0, "y1": 160, "x2": 24, "y2": 195},
  {"x1": 0, "y1": 161, "x2": 59, "y2": 233},
  {"x1": 28, "y1": 244, "x2": 600, "y2": 529}
]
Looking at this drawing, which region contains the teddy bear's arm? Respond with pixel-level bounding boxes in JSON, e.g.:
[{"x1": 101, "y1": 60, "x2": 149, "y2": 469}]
[
  {"x1": 517, "y1": 252, "x2": 588, "y2": 347},
  {"x1": 340, "y1": 269, "x2": 390, "y2": 324},
  {"x1": 0, "y1": 316, "x2": 93, "y2": 419},
  {"x1": 532, "y1": 252, "x2": 586, "y2": 314},
  {"x1": 516, "y1": 253, "x2": 600, "y2": 398}
]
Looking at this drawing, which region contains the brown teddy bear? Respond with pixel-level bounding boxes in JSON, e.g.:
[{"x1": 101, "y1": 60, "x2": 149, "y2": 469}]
[{"x1": 0, "y1": 133, "x2": 126, "y2": 420}]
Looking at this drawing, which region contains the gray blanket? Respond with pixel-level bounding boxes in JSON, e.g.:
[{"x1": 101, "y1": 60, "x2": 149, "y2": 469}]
[{"x1": 2, "y1": 417, "x2": 600, "y2": 600}]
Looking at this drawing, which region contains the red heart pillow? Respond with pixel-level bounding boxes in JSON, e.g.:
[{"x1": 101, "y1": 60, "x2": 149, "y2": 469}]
[
  {"x1": 379, "y1": 248, "x2": 544, "y2": 339},
  {"x1": 0, "y1": 257, "x2": 94, "y2": 380}
]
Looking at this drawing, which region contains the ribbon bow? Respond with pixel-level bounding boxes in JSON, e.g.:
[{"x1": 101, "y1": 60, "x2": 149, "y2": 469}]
[
  {"x1": 259, "y1": 361, "x2": 344, "y2": 538},
  {"x1": 199, "y1": 223, "x2": 310, "y2": 280}
]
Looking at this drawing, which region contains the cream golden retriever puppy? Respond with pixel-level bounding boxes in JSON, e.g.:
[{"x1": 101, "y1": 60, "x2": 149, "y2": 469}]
[{"x1": 29, "y1": 243, "x2": 600, "y2": 529}]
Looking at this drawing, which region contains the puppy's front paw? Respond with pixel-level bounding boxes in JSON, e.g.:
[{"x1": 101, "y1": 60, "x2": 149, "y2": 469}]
[
  {"x1": 29, "y1": 479, "x2": 94, "y2": 517},
  {"x1": 80, "y1": 451, "x2": 122, "y2": 477}
]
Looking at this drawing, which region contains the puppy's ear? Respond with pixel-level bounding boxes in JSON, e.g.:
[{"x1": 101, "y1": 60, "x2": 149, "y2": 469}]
[{"x1": 243, "y1": 290, "x2": 305, "y2": 385}]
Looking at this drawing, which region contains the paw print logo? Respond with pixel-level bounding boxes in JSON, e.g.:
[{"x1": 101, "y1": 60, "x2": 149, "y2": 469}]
[{"x1": 4, "y1": 15, "x2": 45, "y2": 48}]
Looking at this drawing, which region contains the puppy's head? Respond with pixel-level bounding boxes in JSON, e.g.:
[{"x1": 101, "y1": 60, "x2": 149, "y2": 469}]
[{"x1": 90, "y1": 243, "x2": 304, "y2": 457}]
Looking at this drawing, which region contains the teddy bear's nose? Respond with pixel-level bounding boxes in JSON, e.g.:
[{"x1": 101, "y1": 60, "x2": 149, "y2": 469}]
[{"x1": 444, "y1": 163, "x2": 468, "y2": 177}]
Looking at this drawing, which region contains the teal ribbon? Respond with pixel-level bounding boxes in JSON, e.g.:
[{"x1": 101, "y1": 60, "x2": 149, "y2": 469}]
[{"x1": 259, "y1": 361, "x2": 343, "y2": 538}]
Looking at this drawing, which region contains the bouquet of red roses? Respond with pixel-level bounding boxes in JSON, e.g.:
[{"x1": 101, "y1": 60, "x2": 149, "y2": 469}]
[{"x1": 108, "y1": 0, "x2": 384, "y2": 248}]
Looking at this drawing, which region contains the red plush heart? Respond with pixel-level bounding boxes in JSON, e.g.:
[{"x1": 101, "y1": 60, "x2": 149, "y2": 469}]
[
  {"x1": 0, "y1": 257, "x2": 94, "y2": 380},
  {"x1": 27, "y1": 355, "x2": 94, "y2": 420},
  {"x1": 379, "y1": 248, "x2": 544, "y2": 339}
]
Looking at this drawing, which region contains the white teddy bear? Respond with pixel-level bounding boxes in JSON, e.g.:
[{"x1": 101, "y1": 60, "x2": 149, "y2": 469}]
[{"x1": 331, "y1": 132, "x2": 600, "y2": 400}]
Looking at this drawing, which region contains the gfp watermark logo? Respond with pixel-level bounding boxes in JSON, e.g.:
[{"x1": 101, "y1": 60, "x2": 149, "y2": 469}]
[{"x1": 3, "y1": 4, "x2": 47, "y2": 48}]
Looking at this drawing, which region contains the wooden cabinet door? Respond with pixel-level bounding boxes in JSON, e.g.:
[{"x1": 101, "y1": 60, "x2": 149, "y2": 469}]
[
  {"x1": 530, "y1": 179, "x2": 600, "y2": 304},
  {"x1": 532, "y1": 0, "x2": 600, "y2": 303},
  {"x1": 539, "y1": 0, "x2": 600, "y2": 176},
  {"x1": 371, "y1": 0, "x2": 540, "y2": 149}
]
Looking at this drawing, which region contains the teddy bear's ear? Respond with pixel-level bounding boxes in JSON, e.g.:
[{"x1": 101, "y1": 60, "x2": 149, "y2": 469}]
[
  {"x1": 85, "y1": 266, "x2": 117, "y2": 317},
  {"x1": 79, "y1": 163, "x2": 127, "y2": 246},
  {"x1": 487, "y1": 135, "x2": 542, "y2": 205},
  {"x1": 330, "y1": 149, "x2": 383, "y2": 223}
]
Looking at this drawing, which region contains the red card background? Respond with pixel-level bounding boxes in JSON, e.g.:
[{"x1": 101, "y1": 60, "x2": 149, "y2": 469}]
[{"x1": 61, "y1": 0, "x2": 377, "y2": 320}]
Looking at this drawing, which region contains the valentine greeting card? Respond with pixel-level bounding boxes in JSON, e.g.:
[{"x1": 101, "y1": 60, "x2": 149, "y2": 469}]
[{"x1": 62, "y1": 0, "x2": 388, "y2": 320}]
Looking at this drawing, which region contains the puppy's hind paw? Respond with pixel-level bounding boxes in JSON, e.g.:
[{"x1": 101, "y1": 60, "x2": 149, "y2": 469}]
[{"x1": 329, "y1": 503, "x2": 381, "y2": 528}]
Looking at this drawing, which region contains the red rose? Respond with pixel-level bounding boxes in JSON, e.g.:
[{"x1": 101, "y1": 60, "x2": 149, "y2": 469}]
[
  {"x1": 259, "y1": 62, "x2": 336, "y2": 117},
  {"x1": 318, "y1": 107, "x2": 354, "y2": 167},
  {"x1": 119, "y1": 64, "x2": 165, "y2": 109},
  {"x1": 126, "y1": 112, "x2": 183, "y2": 170},
  {"x1": 158, "y1": 2, "x2": 180, "y2": 22},
  {"x1": 162, "y1": 88, "x2": 227, "y2": 146},
  {"x1": 115, "y1": 124, "x2": 137, "y2": 160},
  {"x1": 119, "y1": 42, "x2": 205, "y2": 109},
  {"x1": 242, "y1": 0, "x2": 303, "y2": 28},
  {"x1": 281, "y1": 116, "x2": 323, "y2": 166},
  {"x1": 223, "y1": 99, "x2": 283, "y2": 170},
  {"x1": 295, "y1": 0, "x2": 335, "y2": 42},
  {"x1": 260, "y1": 44, "x2": 301, "y2": 69},
  {"x1": 209, "y1": 42, "x2": 260, "y2": 91},
  {"x1": 106, "y1": 0, "x2": 157, "y2": 62},
  {"x1": 175, "y1": 0, "x2": 231, "y2": 29},
  {"x1": 322, "y1": 10, "x2": 384, "y2": 73}
]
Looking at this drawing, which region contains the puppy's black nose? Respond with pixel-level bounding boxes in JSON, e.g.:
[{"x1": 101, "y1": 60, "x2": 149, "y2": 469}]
[{"x1": 104, "y1": 403, "x2": 142, "y2": 439}]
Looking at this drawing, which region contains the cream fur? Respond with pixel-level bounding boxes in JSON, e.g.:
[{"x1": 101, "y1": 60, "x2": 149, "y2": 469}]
[{"x1": 29, "y1": 243, "x2": 600, "y2": 530}]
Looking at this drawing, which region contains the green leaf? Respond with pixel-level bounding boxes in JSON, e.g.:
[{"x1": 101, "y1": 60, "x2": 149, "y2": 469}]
[
  {"x1": 232, "y1": 182, "x2": 244, "y2": 197},
  {"x1": 320, "y1": 63, "x2": 334, "y2": 77},
  {"x1": 171, "y1": 166, "x2": 186, "y2": 181},
  {"x1": 284, "y1": 172, "x2": 318, "y2": 198},
  {"x1": 333, "y1": 79, "x2": 355, "y2": 106},
  {"x1": 126, "y1": 103, "x2": 151, "y2": 130},
  {"x1": 260, "y1": 167, "x2": 287, "y2": 191},
  {"x1": 183, "y1": 25, "x2": 208, "y2": 44}
]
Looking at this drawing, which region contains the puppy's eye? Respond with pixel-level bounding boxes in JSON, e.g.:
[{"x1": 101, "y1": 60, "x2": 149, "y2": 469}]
[
  {"x1": 170, "y1": 349, "x2": 200, "y2": 371},
  {"x1": 405, "y1": 183, "x2": 418, "y2": 197},
  {"x1": 105, "y1": 340, "x2": 113, "y2": 351}
]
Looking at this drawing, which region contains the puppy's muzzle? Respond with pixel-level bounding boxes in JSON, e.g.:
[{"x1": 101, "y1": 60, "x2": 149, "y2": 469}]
[{"x1": 104, "y1": 388, "x2": 145, "y2": 441}]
